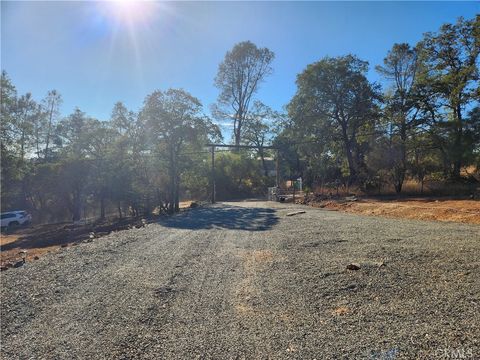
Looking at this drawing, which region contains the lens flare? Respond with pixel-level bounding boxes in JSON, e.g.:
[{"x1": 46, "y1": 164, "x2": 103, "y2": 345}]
[
  {"x1": 99, "y1": 0, "x2": 156, "y2": 25},
  {"x1": 93, "y1": 1, "x2": 173, "y2": 91}
]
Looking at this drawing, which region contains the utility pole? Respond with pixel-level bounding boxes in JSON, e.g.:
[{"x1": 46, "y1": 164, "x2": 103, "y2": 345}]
[{"x1": 211, "y1": 146, "x2": 216, "y2": 203}]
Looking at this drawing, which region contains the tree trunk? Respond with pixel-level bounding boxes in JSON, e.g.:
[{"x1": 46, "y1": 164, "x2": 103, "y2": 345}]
[
  {"x1": 340, "y1": 122, "x2": 356, "y2": 184},
  {"x1": 233, "y1": 109, "x2": 244, "y2": 149},
  {"x1": 234, "y1": 128, "x2": 241, "y2": 148},
  {"x1": 345, "y1": 143, "x2": 356, "y2": 183},
  {"x1": 452, "y1": 103, "x2": 463, "y2": 179},
  {"x1": 174, "y1": 175, "x2": 180, "y2": 212},
  {"x1": 144, "y1": 195, "x2": 151, "y2": 216},
  {"x1": 394, "y1": 176, "x2": 404, "y2": 193},
  {"x1": 20, "y1": 129, "x2": 26, "y2": 163},
  {"x1": 44, "y1": 101, "x2": 55, "y2": 162},
  {"x1": 259, "y1": 149, "x2": 268, "y2": 177},
  {"x1": 168, "y1": 147, "x2": 176, "y2": 214},
  {"x1": 117, "y1": 202, "x2": 123, "y2": 219},
  {"x1": 396, "y1": 120, "x2": 408, "y2": 194},
  {"x1": 35, "y1": 127, "x2": 41, "y2": 159},
  {"x1": 72, "y1": 188, "x2": 82, "y2": 222},
  {"x1": 100, "y1": 194, "x2": 105, "y2": 220}
]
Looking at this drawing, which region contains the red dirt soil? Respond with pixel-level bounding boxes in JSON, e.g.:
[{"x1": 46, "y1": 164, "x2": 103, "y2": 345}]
[{"x1": 310, "y1": 198, "x2": 480, "y2": 224}]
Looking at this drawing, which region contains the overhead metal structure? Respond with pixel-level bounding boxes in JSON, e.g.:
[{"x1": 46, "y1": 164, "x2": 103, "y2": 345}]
[{"x1": 205, "y1": 144, "x2": 279, "y2": 203}]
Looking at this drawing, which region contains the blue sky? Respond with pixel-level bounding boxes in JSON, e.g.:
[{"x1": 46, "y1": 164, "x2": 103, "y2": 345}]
[{"x1": 1, "y1": 1, "x2": 478, "y2": 132}]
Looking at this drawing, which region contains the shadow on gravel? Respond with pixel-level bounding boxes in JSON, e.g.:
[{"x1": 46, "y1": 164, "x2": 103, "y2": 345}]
[{"x1": 159, "y1": 204, "x2": 279, "y2": 231}]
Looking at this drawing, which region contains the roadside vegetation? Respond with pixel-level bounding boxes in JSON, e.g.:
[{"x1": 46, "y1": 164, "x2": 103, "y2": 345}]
[{"x1": 1, "y1": 15, "x2": 479, "y2": 225}]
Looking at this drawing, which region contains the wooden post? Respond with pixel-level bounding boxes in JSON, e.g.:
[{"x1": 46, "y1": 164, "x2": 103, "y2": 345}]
[
  {"x1": 211, "y1": 146, "x2": 216, "y2": 204},
  {"x1": 275, "y1": 149, "x2": 280, "y2": 188},
  {"x1": 293, "y1": 177, "x2": 296, "y2": 203}
]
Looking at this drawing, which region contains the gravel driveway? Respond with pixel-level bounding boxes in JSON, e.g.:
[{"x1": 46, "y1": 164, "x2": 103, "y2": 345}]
[{"x1": 1, "y1": 201, "x2": 479, "y2": 359}]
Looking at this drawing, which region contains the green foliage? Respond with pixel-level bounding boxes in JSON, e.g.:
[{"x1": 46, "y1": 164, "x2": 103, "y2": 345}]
[
  {"x1": 416, "y1": 15, "x2": 479, "y2": 178},
  {"x1": 0, "y1": 82, "x2": 220, "y2": 220},
  {"x1": 286, "y1": 54, "x2": 381, "y2": 185},
  {"x1": 141, "y1": 88, "x2": 221, "y2": 213},
  {"x1": 275, "y1": 16, "x2": 479, "y2": 194},
  {"x1": 1, "y1": 19, "x2": 478, "y2": 223},
  {"x1": 214, "y1": 152, "x2": 270, "y2": 200}
]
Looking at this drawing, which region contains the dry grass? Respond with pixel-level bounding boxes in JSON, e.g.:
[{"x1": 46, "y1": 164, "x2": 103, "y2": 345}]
[
  {"x1": 332, "y1": 306, "x2": 350, "y2": 316},
  {"x1": 234, "y1": 249, "x2": 277, "y2": 315},
  {"x1": 0, "y1": 234, "x2": 21, "y2": 247},
  {"x1": 1, "y1": 231, "x2": 65, "y2": 264}
]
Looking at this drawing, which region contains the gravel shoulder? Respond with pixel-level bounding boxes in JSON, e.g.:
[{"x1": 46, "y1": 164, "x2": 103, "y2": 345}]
[{"x1": 1, "y1": 201, "x2": 479, "y2": 359}]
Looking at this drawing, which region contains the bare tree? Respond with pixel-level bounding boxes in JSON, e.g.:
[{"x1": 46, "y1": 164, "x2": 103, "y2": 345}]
[
  {"x1": 376, "y1": 43, "x2": 420, "y2": 193},
  {"x1": 14, "y1": 93, "x2": 39, "y2": 162},
  {"x1": 214, "y1": 41, "x2": 274, "y2": 147},
  {"x1": 42, "y1": 90, "x2": 62, "y2": 162}
]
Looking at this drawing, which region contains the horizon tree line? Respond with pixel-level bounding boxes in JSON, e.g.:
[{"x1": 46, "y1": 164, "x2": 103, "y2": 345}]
[{"x1": 1, "y1": 15, "x2": 478, "y2": 223}]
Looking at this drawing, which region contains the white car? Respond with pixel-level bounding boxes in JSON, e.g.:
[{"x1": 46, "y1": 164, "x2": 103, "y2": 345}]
[{"x1": 0, "y1": 211, "x2": 32, "y2": 229}]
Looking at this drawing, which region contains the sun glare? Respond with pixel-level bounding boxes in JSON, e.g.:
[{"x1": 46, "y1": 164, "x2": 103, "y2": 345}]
[{"x1": 101, "y1": 0, "x2": 156, "y2": 25}]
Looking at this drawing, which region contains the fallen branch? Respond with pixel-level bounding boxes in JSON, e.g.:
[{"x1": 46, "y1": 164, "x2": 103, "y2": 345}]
[{"x1": 286, "y1": 210, "x2": 306, "y2": 217}]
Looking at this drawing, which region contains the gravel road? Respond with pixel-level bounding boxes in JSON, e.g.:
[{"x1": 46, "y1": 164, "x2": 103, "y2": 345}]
[{"x1": 1, "y1": 201, "x2": 479, "y2": 359}]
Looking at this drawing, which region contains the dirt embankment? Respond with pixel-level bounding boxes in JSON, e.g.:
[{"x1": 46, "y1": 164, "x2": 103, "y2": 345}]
[
  {"x1": 304, "y1": 197, "x2": 480, "y2": 224},
  {"x1": 0, "y1": 217, "x2": 150, "y2": 268}
]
